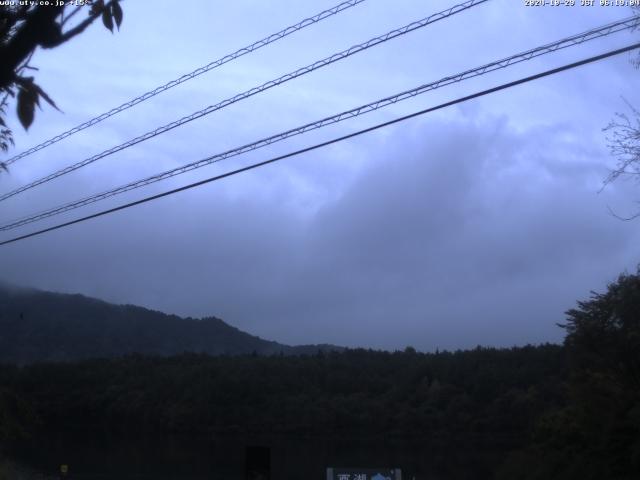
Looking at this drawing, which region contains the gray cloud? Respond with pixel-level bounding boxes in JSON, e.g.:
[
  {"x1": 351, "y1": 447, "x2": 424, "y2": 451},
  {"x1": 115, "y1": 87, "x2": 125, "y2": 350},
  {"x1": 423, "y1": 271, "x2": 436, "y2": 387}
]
[
  {"x1": 2, "y1": 111, "x2": 638, "y2": 351},
  {"x1": 1, "y1": 1, "x2": 640, "y2": 351}
]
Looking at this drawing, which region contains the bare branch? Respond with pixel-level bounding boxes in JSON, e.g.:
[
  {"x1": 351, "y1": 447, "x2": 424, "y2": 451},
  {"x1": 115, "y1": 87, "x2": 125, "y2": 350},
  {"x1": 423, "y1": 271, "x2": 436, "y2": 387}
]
[
  {"x1": 603, "y1": 98, "x2": 640, "y2": 190},
  {"x1": 607, "y1": 204, "x2": 640, "y2": 221}
]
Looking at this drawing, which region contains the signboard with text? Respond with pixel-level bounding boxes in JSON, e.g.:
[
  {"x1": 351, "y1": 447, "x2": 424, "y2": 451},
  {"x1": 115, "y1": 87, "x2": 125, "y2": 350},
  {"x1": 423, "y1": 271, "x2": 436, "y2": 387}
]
[{"x1": 326, "y1": 468, "x2": 401, "y2": 480}]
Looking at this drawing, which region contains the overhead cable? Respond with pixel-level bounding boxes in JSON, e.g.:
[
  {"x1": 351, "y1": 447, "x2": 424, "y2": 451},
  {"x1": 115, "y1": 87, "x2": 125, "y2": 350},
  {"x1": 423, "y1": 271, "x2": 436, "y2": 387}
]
[
  {"x1": 1, "y1": 41, "x2": 638, "y2": 247},
  {"x1": 2, "y1": 15, "x2": 638, "y2": 232},
  {"x1": 3, "y1": 0, "x2": 367, "y2": 166},
  {"x1": 0, "y1": 0, "x2": 489, "y2": 202}
]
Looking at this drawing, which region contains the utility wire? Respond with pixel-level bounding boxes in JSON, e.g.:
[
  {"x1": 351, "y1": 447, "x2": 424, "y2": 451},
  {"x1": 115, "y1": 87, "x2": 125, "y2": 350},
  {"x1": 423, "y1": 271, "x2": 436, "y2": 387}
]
[
  {"x1": 0, "y1": 0, "x2": 489, "y2": 203},
  {"x1": 3, "y1": 0, "x2": 367, "y2": 166},
  {"x1": 1, "y1": 42, "x2": 638, "y2": 247},
  {"x1": 2, "y1": 15, "x2": 638, "y2": 232}
]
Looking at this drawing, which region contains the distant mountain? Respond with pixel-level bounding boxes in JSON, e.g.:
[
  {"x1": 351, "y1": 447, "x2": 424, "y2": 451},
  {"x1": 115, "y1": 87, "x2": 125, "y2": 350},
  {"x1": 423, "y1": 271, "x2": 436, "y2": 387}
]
[{"x1": 0, "y1": 283, "x2": 342, "y2": 364}]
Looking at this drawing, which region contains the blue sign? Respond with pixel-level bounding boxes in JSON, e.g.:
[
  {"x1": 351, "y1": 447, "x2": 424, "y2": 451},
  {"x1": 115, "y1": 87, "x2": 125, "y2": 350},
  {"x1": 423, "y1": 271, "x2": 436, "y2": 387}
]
[{"x1": 326, "y1": 468, "x2": 401, "y2": 480}]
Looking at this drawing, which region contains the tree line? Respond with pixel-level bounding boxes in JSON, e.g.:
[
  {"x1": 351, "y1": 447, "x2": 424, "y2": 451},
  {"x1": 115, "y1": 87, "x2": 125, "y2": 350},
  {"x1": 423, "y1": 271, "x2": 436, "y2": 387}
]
[{"x1": 0, "y1": 269, "x2": 638, "y2": 479}]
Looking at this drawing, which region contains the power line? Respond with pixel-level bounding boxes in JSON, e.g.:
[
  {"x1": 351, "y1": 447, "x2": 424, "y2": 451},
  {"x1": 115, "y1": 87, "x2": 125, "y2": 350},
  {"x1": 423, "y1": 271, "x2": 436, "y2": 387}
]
[
  {"x1": 2, "y1": 14, "x2": 637, "y2": 232},
  {"x1": 0, "y1": 0, "x2": 489, "y2": 203},
  {"x1": 3, "y1": 0, "x2": 367, "y2": 167},
  {"x1": 2, "y1": 42, "x2": 638, "y2": 247}
]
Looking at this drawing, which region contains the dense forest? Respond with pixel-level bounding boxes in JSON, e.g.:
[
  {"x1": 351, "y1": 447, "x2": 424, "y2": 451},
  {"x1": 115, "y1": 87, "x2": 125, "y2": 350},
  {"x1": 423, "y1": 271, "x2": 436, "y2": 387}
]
[
  {"x1": 1, "y1": 345, "x2": 566, "y2": 478},
  {"x1": 0, "y1": 269, "x2": 638, "y2": 479}
]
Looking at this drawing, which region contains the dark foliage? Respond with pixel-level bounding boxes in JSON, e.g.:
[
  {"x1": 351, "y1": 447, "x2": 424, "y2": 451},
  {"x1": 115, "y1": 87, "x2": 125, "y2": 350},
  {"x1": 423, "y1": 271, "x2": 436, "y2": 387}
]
[
  {"x1": 497, "y1": 269, "x2": 640, "y2": 479},
  {"x1": 0, "y1": 1, "x2": 123, "y2": 166},
  {"x1": 0, "y1": 345, "x2": 566, "y2": 469},
  {"x1": 1, "y1": 270, "x2": 639, "y2": 477}
]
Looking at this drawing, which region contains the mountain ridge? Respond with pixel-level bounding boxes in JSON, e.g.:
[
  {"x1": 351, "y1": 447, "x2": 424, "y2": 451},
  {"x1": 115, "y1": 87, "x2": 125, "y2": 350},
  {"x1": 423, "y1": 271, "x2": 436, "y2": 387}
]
[{"x1": 0, "y1": 283, "x2": 343, "y2": 364}]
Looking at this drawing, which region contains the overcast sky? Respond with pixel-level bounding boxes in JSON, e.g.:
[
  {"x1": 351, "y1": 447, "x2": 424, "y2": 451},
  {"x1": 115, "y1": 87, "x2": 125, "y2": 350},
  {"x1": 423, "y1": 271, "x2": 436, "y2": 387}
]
[{"x1": 1, "y1": 0, "x2": 639, "y2": 351}]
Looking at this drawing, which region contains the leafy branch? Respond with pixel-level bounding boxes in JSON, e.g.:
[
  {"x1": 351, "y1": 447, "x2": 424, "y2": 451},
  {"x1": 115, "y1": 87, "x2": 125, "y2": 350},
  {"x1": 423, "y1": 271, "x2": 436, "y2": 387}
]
[{"x1": 0, "y1": 1, "x2": 124, "y2": 170}]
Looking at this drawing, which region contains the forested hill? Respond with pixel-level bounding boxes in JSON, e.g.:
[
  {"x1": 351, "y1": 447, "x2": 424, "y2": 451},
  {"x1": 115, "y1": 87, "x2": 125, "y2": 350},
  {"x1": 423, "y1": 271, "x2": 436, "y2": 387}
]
[
  {"x1": 1, "y1": 270, "x2": 639, "y2": 479},
  {"x1": 0, "y1": 283, "x2": 341, "y2": 363}
]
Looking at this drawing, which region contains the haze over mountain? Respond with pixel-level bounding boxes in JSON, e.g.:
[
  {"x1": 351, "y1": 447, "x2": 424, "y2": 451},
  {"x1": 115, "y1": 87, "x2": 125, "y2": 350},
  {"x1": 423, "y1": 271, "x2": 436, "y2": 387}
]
[{"x1": 0, "y1": 283, "x2": 341, "y2": 364}]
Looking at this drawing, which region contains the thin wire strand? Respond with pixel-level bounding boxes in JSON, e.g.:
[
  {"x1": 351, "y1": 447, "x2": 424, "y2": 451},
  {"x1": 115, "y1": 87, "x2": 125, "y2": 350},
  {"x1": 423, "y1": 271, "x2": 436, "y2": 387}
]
[
  {"x1": 2, "y1": 42, "x2": 638, "y2": 247},
  {"x1": 2, "y1": 14, "x2": 638, "y2": 232},
  {"x1": 3, "y1": 0, "x2": 367, "y2": 166},
  {"x1": 0, "y1": 0, "x2": 489, "y2": 202}
]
